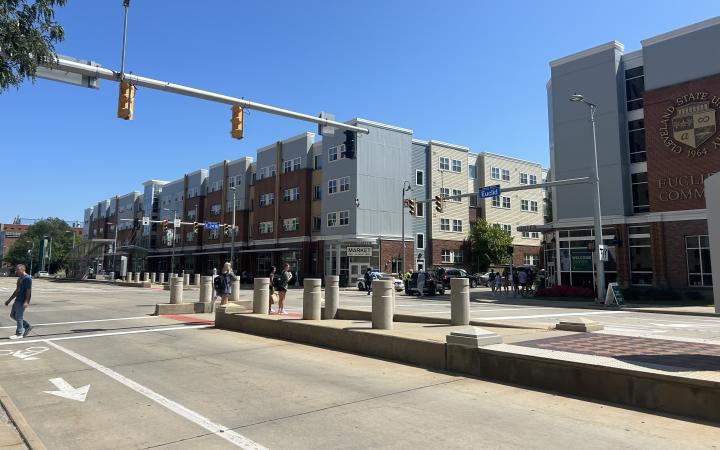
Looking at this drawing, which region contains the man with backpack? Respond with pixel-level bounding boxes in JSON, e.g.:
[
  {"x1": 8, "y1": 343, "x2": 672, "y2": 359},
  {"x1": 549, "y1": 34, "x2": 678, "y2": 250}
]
[{"x1": 214, "y1": 262, "x2": 237, "y2": 307}]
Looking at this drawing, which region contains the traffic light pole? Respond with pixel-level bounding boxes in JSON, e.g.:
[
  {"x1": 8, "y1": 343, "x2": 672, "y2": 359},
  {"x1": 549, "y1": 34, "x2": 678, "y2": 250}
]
[
  {"x1": 171, "y1": 210, "x2": 177, "y2": 276},
  {"x1": 401, "y1": 181, "x2": 410, "y2": 275},
  {"x1": 230, "y1": 187, "x2": 236, "y2": 270}
]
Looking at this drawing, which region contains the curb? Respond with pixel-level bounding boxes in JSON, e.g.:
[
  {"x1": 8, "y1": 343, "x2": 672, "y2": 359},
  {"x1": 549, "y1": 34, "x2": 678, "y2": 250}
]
[
  {"x1": 472, "y1": 298, "x2": 718, "y2": 317},
  {"x1": 0, "y1": 384, "x2": 46, "y2": 450},
  {"x1": 623, "y1": 308, "x2": 719, "y2": 317}
]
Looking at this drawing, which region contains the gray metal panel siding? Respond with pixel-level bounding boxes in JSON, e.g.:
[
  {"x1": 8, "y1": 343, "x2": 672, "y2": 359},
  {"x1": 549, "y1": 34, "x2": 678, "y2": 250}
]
[
  {"x1": 549, "y1": 46, "x2": 630, "y2": 220},
  {"x1": 228, "y1": 159, "x2": 251, "y2": 210},
  {"x1": 411, "y1": 142, "x2": 428, "y2": 258},
  {"x1": 643, "y1": 23, "x2": 720, "y2": 91},
  {"x1": 320, "y1": 130, "x2": 357, "y2": 237}
]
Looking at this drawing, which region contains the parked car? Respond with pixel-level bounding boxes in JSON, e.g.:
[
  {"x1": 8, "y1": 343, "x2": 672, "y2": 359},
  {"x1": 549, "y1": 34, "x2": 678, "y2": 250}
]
[
  {"x1": 476, "y1": 272, "x2": 492, "y2": 287},
  {"x1": 357, "y1": 270, "x2": 403, "y2": 291},
  {"x1": 407, "y1": 271, "x2": 445, "y2": 296},
  {"x1": 437, "y1": 268, "x2": 480, "y2": 288}
]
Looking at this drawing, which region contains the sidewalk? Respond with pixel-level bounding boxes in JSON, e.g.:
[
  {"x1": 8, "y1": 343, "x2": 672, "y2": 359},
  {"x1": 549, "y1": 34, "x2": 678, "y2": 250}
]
[
  {"x1": 469, "y1": 292, "x2": 718, "y2": 316},
  {"x1": 0, "y1": 384, "x2": 45, "y2": 450}
]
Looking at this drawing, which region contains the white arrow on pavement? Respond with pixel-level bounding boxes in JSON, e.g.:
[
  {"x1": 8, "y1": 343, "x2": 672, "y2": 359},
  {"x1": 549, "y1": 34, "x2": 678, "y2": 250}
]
[{"x1": 43, "y1": 378, "x2": 90, "y2": 402}]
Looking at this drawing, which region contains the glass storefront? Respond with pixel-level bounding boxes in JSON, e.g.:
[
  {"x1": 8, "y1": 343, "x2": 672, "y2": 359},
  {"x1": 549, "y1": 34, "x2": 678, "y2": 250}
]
[
  {"x1": 325, "y1": 241, "x2": 380, "y2": 286},
  {"x1": 554, "y1": 228, "x2": 617, "y2": 288}
]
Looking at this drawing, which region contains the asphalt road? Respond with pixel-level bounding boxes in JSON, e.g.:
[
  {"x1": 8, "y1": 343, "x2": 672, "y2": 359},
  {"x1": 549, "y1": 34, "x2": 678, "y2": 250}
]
[{"x1": 0, "y1": 279, "x2": 718, "y2": 449}]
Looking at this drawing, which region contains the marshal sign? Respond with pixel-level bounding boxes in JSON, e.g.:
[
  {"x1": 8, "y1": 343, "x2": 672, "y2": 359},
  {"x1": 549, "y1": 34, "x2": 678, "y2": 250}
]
[{"x1": 346, "y1": 246, "x2": 372, "y2": 257}]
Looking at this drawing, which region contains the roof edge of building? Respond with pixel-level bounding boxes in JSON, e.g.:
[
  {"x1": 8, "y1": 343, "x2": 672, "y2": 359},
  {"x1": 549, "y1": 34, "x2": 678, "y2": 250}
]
[
  {"x1": 480, "y1": 151, "x2": 544, "y2": 168},
  {"x1": 353, "y1": 118, "x2": 413, "y2": 135},
  {"x1": 549, "y1": 41, "x2": 624, "y2": 68},
  {"x1": 641, "y1": 16, "x2": 720, "y2": 47},
  {"x1": 428, "y1": 140, "x2": 470, "y2": 152}
]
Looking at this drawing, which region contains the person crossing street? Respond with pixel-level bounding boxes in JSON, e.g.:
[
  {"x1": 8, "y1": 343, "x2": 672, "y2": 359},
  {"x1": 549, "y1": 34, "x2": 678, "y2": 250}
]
[{"x1": 4, "y1": 265, "x2": 33, "y2": 339}]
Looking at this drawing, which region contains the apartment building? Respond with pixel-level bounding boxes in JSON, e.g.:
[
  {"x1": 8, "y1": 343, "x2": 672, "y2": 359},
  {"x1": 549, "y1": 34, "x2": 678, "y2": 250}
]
[
  {"x1": 545, "y1": 16, "x2": 720, "y2": 297},
  {"x1": 84, "y1": 117, "x2": 545, "y2": 281}
]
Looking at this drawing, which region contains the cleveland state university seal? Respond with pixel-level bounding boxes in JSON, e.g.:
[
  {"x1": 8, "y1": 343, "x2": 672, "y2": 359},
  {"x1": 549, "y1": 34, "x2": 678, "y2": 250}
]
[{"x1": 659, "y1": 91, "x2": 720, "y2": 158}]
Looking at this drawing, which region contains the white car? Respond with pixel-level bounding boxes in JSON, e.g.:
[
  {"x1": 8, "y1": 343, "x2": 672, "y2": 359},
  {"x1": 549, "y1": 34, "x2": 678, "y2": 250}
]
[{"x1": 357, "y1": 273, "x2": 404, "y2": 291}]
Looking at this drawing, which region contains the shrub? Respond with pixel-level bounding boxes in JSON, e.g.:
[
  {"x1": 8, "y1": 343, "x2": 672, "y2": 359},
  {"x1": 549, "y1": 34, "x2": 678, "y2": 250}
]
[{"x1": 534, "y1": 285, "x2": 595, "y2": 299}]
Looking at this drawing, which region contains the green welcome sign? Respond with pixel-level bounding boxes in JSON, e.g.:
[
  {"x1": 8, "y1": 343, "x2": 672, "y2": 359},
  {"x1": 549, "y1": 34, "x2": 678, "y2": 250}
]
[{"x1": 571, "y1": 250, "x2": 593, "y2": 271}]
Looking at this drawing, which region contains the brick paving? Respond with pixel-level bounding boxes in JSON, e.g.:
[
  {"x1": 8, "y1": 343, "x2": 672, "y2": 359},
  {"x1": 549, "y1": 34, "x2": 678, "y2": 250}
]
[{"x1": 519, "y1": 333, "x2": 720, "y2": 372}]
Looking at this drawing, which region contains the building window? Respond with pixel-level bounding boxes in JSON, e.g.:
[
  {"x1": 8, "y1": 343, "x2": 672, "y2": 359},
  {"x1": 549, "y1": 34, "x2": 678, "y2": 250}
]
[
  {"x1": 469, "y1": 164, "x2": 477, "y2": 179},
  {"x1": 625, "y1": 66, "x2": 644, "y2": 111},
  {"x1": 530, "y1": 201, "x2": 538, "y2": 212},
  {"x1": 209, "y1": 229, "x2": 219, "y2": 240},
  {"x1": 416, "y1": 233, "x2": 425, "y2": 249},
  {"x1": 283, "y1": 160, "x2": 292, "y2": 173},
  {"x1": 632, "y1": 172, "x2": 649, "y2": 213},
  {"x1": 452, "y1": 189, "x2": 462, "y2": 202},
  {"x1": 440, "y1": 187, "x2": 450, "y2": 199},
  {"x1": 293, "y1": 157, "x2": 301, "y2": 171},
  {"x1": 524, "y1": 254, "x2": 539, "y2": 265},
  {"x1": 491, "y1": 196, "x2": 500, "y2": 208},
  {"x1": 283, "y1": 187, "x2": 300, "y2": 202},
  {"x1": 451, "y1": 159, "x2": 461, "y2": 173},
  {"x1": 338, "y1": 144, "x2": 347, "y2": 159},
  {"x1": 439, "y1": 157, "x2": 450, "y2": 171},
  {"x1": 521, "y1": 199, "x2": 529, "y2": 211},
  {"x1": 455, "y1": 252, "x2": 463, "y2": 263},
  {"x1": 313, "y1": 185, "x2": 321, "y2": 200},
  {"x1": 314, "y1": 154, "x2": 321, "y2": 169},
  {"x1": 440, "y1": 218, "x2": 450, "y2": 231},
  {"x1": 283, "y1": 218, "x2": 299, "y2": 231},
  {"x1": 452, "y1": 219, "x2": 463, "y2": 232},
  {"x1": 339, "y1": 210, "x2": 349, "y2": 226},
  {"x1": 520, "y1": 173, "x2": 528, "y2": 185},
  {"x1": 522, "y1": 231, "x2": 530, "y2": 238},
  {"x1": 328, "y1": 146, "x2": 338, "y2": 162},
  {"x1": 531, "y1": 231, "x2": 539, "y2": 239},
  {"x1": 630, "y1": 229, "x2": 652, "y2": 285},
  {"x1": 259, "y1": 221, "x2": 273, "y2": 234},
  {"x1": 340, "y1": 176, "x2": 350, "y2": 192},
  {"x1": 502, "y1": 224, "x2": 512, "y2": 235},
  {"x1": 416, "y1": 170, "x2": 424, "y2": 186},
  {"x1": 441, "y1": 250, "x2": 452, "y2": 263},
  {"x1": 186, "y1": 232, "x2": 194, "y2": 242},
  {"x1": 328, "y1": 179, "x2": 338, "y2": 194},
  {"x1": 501, "y1": 169, "x2": 510, "y2": 181},
  {"x1": 502, "y1": 196, "x2": 511, "y2": 209},
  {"x1": 259, "y1": 193, "x2": 274, "y2": 207},
  {"x1": 491, "y1": 167, "x2": 500, "y2": 180},
  {"x1": 628, "y1": 119, "x2": 646, "y2": 163},
  {"x1": 312, "y1": 216, "x2": 321, "y2": 231},
  {"x1": 327, "y1": 212, "x2": 337, "y2": 227},
  {"x1": 529, "y1": 174, "x2": 537, "y2": 185},
  {"x1": 416, "y1": 202, "x2": 424, "y2": 217},
  {"x1": 211, "y1": 204, "x2": 221, "y2": 215},
  {"x1": 686, "y1": 235, "x2": 712, "y2": 287}
]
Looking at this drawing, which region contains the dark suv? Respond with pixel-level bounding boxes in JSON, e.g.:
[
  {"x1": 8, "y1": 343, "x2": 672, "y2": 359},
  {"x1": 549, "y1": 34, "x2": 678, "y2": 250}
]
[
  {"x1": 407, "y1": 272, "x2": 445, "y2": 296},
  {"x1": 437, "y1": 268, "x2": 480, "y2": 289}
]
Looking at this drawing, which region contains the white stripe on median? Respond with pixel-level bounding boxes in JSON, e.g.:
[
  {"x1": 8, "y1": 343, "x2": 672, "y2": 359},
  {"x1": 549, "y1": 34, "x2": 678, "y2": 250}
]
[
  {"x1": 46, "y1": 340, "x2": 267, "y2": 450},
  {"x1": 0, "y1": 315, "x2": 158, "y2": 329},
  {"x1": 472, "y1": 311, "x2": 628, "y2": 321},
  {"x1": 0, "y1": 324, "x2": 211, "y2": 346}
]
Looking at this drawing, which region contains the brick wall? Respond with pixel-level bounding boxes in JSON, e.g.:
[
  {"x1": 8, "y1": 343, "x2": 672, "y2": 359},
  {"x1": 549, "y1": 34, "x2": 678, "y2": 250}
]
[
  {"x1": 644, "y1": 74, "x2": 720, "y2": 212},
  {"x1": 431, "y1": 239, "x2": 468, "y2": 269},
  {"x1": 512, "y1": 244, "x2": 540, "y2": 266},
  {"x1": 658, "y1": 219, "x2": 709, "y2": 289},
  {"x1": 380, "y1": 239, "x2": 414, "y2": 273}
]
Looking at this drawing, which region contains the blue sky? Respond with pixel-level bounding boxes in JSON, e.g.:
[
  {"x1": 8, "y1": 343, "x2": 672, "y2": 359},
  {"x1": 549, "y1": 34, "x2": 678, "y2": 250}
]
[{"x1": 2, "y1": 0, "x2": 718, "y2": 223}]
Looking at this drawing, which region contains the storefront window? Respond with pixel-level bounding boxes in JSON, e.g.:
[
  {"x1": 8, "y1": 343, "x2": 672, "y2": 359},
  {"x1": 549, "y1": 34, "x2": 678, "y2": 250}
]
[
  {"x1": 256, "y1": 252, "x2": 272, "y2": 276},
  {"x1": 629, "y1": 231, "x2": 652, "y2": 285},
  {"x1": 686, "y1": 236, "x2": 712, "y2": 287}
]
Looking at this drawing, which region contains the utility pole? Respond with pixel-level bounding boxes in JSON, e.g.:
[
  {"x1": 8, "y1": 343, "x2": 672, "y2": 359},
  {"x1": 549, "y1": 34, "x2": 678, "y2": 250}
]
[
  {"x1": 230, "y1": 186, "x2": 237, "y2": 270},
  {"x1": 401, "y1": 181, "x2": 411, "y2": 275},
  {"x1": 171, "y1": 210, "x2": 177, "y2": 276}
]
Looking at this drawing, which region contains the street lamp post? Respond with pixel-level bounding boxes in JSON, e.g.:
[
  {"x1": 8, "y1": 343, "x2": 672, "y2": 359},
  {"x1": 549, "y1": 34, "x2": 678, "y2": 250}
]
[
  {"x1": 401, "y1": 180, "x2": 411, "y2": 275},
  {"x1": 570, "y1": 94, "x2": 606, "y2": 303},
  {"x1": 107, "y1": 222, "x2": 119, "y2": 277},
  {"x1": 230, "y1": 186, "x2": 237, "y2": 269}
]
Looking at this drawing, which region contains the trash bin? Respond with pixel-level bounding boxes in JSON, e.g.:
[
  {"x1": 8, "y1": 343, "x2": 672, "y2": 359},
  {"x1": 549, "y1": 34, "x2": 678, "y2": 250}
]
[{"x1": 339, "y1": 273, "x2": 349, "y2": 288}]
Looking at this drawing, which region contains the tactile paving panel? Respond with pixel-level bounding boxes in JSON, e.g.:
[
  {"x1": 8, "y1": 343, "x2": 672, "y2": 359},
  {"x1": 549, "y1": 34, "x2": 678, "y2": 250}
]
[{"x1": 518, "y1": 333, "x2": 720, "y2": 371}]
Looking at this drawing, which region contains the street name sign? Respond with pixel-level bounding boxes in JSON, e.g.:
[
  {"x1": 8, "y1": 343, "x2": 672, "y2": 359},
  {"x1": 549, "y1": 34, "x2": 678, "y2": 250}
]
[
  {"x1": 479, "y1": 185, "x2": 501, "y2": 199},
  {"x1": 173, "y1": 218, "x2": 181, "y2": 228}
]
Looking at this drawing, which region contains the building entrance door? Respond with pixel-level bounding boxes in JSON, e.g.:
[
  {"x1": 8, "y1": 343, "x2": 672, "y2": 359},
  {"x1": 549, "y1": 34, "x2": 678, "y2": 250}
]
[
  {"x1": 349, "y1": 263, "x2": 363, "y2": 287},
  {"x1": 546, "y1": 261, "x2": 556, "y2": 287}
]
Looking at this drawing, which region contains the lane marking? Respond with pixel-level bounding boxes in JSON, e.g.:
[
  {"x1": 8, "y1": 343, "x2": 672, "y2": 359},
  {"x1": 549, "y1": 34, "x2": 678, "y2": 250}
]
[
  {"x1": 0, "y1": 346, "x2": 49, "y2": 360},
  {"x1": 0, "y1": 324, "x2": 211, "y2": 346},
  {"x1": 43, "y1": 377, "x2": 90, "y2": 402},
  {"x1": 0, "y1": 315, "x2": 158, "y2": 329},
  {"x1": 472, "y1": 311, "x2": 628, "y2": 321},
  {"x1": 162, "y1": 315, "x2": 214, "y2": 325},
  {"x1": 46, "y1": 340, "x2": 266, "y2": 449}
]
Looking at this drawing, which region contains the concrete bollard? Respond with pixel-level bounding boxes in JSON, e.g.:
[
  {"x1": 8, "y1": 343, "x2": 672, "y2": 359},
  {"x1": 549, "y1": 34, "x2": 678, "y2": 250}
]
[
  {"x1": 183, "y1": 273, "x2": 190, "y2": 286},
  {"x1": 252, "y1": 278, "x2": 270, "y2": 314},
  {"x1": 199, "y1": 276, "x2": 213, "y2": 303},
  {"x1": 192, "y1": 274, "x2": 199, "y2": 286},
  {"x1": 450, "y1": 278, "x2": 470, "y2": 325},
  {"x1": 159, "y1": 272, "x2": 165, "y2": 284},
  {"x1": 323, "y1": 275, "x2": 340, "y2": 319},
  {"x1": 151, "y1": 272, "x2": 156, "y2": 283},
  {"x1": 170, "y1": 276, "x2": 184, "y2": 304},
  {"x1": 127, "y1": 272, "x2": 133, "y2": 282},
  {"x1": 142, "y1": 272, "x2": 148, "y2": 282},
  {"x1": 230, "y1": 279, "x2": 240, "y2": 302},
  {"x1": 303, "y1": 278, "x2": 322, "y2": 320},
  {"x1": 372, "y1": 280, "x2": 394, "y2": 330},
  {"x1": 134, "y1": 272, "x2": 141, "y2": 283}
]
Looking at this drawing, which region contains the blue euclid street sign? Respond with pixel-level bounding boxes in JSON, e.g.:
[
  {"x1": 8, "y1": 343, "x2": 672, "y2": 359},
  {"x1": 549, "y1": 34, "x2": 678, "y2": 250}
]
[
  {"x1": 479, "y1": 185, "x2": 501, "y2": 199},
  {"x1": 206, "y1": 222, "x2": 218, "y2": 230}
]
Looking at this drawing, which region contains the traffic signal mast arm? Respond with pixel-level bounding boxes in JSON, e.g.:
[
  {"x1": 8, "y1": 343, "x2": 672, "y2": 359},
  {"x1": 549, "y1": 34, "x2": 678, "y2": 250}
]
[{"x1": 40, "y1": 56, "x2": 370, "y2": 135}]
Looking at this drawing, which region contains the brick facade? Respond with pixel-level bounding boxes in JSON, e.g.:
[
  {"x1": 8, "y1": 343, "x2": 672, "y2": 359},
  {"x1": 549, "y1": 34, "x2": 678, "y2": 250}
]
[
  {"x1": 644, "y1": 74, "x2": 720, "y2": 212},
  {"x1": 512, "y1": 244, "x2": 540, "y2": 266},
  {"x1": 431, "y1": 238, "x2": 468, "y2": 269},
  {"x1": 380, "y1": 239, "x2": 414, "y2": 273}
]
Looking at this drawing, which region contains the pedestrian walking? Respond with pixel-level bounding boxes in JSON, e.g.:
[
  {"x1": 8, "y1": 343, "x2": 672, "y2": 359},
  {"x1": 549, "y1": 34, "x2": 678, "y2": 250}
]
[
  {"x1": 489, "y1": 269, "x2": 496, "y2": 292},
  {"x1": 268, "y1": 266, "x2": 277, "y2": 314},
  {"x1": 214, "y1": 262, "x2": 237, "y2": 307},
  {"x1": 277, "y1": 263, "x2": 292, "y2": 314},
  {"x1": 518, "y1": 269, "x2": 528, "y2": 296},
  {"x1": 4, "y1": 265, "x2": 33, "y2": 339},
  {"x1": 494, "y1": 270, "x2": 502, "y2": 293},
  {"x1": 364, "y1": 267, "x2": 374, "y2": 296}
]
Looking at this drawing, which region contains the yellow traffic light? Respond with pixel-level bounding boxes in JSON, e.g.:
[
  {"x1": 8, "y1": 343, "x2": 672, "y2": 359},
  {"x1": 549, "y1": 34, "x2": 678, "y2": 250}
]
[
  {"x1": 230, "y1": 105, "x2": 244, "y2": 139},
  {"x1": 117, "y1": 81, "x2": 135, "y2": 120},
  {"x1": 162, "y1": 219, "x2": 169, "y2": 232},
  {"x1": 434, "y1": 195, "x2": 444, "y2": 213},
  {"x1": 193, "y1": 222, "x2": 200, "y2": 233},
  {"x1": 407, "y1": 199, "x2": 416, "y2": 216}
]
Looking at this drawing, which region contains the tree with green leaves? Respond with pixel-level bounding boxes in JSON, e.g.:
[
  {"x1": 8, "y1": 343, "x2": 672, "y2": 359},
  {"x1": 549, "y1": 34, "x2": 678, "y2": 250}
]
[
  {"x1": 0, "y1": 0, "x2": 66, "y2": 93},
  {"x1": 4, "y1": 218, "x2": 76, "y2": 274},
  {"x1": 468, "y1": 219, "x2": 513, "y2": 272}
]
